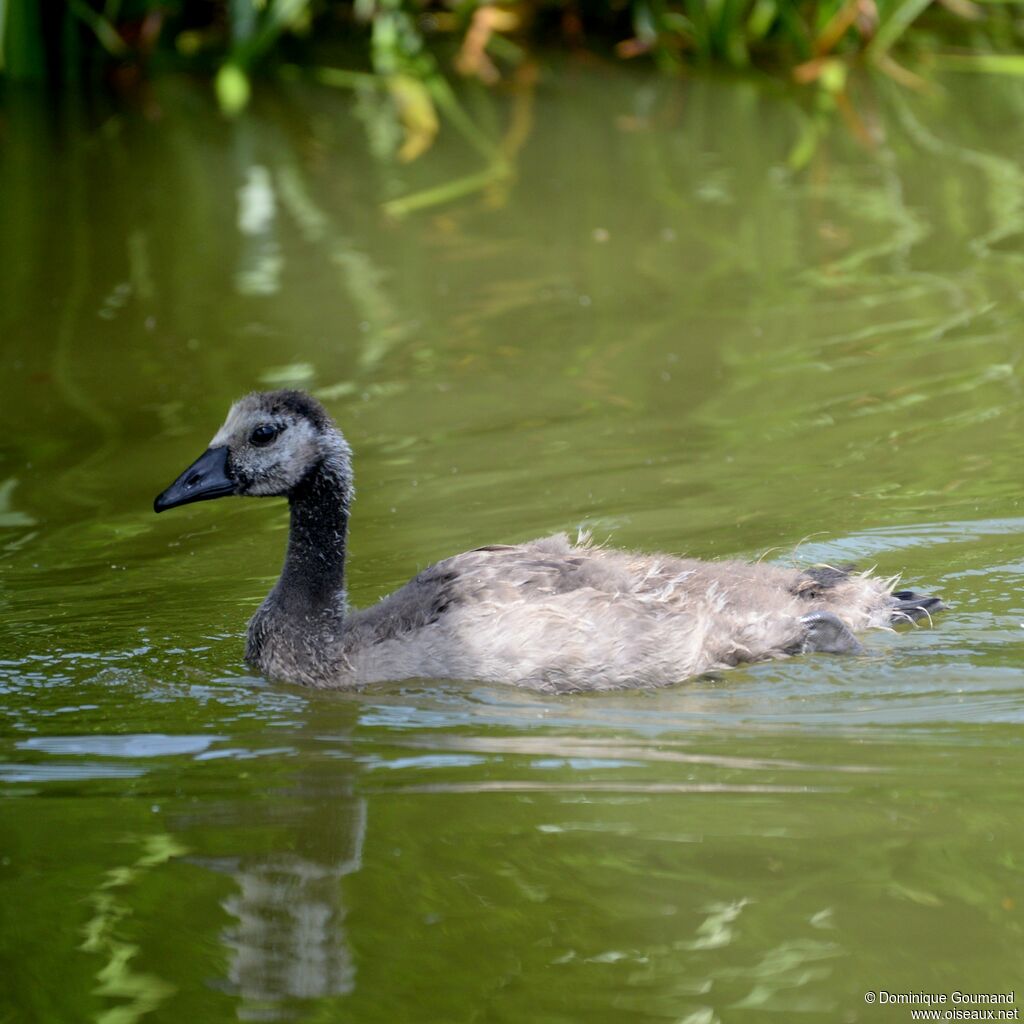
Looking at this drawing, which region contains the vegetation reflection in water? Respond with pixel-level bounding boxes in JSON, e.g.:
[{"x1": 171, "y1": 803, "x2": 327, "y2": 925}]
[{"x1": 0, "y1": 68, "x2": 1022, "y2": 1024}]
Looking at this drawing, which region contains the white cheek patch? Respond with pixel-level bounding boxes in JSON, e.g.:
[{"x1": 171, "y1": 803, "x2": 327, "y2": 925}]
[
  {"x1": 269, "y1": 424, "x2": 321, "y2": 487},
  {"x1": 243, "y1": 430, "x2": 319, "y2": 494}
]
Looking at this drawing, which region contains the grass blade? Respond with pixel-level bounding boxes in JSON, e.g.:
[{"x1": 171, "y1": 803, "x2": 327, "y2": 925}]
[{"x1": 867, "y1": 0, "x2": 934, "y2": 58}]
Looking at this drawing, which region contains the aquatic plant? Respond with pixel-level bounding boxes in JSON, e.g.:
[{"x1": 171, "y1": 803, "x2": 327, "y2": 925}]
[{"x1": 4, "y1": 0, "x2": 1024, "y2": 165}]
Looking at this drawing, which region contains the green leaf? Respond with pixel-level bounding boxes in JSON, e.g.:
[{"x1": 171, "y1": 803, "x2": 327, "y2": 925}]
[{"x1": 867, "y1": 0, "x2": 934, "y2": 58}]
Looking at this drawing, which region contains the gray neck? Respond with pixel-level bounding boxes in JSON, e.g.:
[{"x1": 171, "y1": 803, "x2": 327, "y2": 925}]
[{"x1": 273, "y1": 458, "x2": 350, "y2": 619}]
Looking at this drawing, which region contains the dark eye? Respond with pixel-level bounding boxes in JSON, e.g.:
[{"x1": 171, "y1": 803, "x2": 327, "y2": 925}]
[{"x1": 249, "y1": 423, "x2": 280, "y2": 446}]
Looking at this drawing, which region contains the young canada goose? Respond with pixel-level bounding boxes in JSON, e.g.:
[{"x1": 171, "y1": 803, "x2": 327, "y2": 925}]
[{"x1": 154, "y1": 390, "x2": 943, "y2": 692}]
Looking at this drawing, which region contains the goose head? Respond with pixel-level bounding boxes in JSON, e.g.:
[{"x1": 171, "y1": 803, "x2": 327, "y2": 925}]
[{"x1": 154, "y1": 390, "x2": 351, "y2": 512}]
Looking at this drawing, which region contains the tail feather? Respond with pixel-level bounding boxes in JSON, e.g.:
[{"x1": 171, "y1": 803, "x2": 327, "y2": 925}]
[{"x1": 890, "y1": 590, "x2": 946, "y2": 626}]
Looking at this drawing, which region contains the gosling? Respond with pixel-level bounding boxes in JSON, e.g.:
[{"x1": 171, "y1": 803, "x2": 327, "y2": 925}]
[{"x1": 154, "y1": 390, "x2": 943, "y2": 691}]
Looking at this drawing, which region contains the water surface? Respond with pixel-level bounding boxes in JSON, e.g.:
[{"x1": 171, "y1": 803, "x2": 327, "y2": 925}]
[{"x1": 1, "y1": 68, "x2": 1022, "y2": 1023}]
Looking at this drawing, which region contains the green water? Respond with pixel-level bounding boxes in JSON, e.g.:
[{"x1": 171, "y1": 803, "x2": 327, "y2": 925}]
[{"x1": 1, "y1": 68, "x2": 1022, "y2": 1023}]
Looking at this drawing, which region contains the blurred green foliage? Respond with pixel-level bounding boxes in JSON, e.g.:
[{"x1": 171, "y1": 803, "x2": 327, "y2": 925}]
[{"x1": 4, "y1": 0, "x2": 1024, "y2": 151}]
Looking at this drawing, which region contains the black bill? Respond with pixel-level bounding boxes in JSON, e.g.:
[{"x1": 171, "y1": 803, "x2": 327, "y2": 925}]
[{"x1": 154, "y1": 446, "x2": 236, "y2": 513}]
